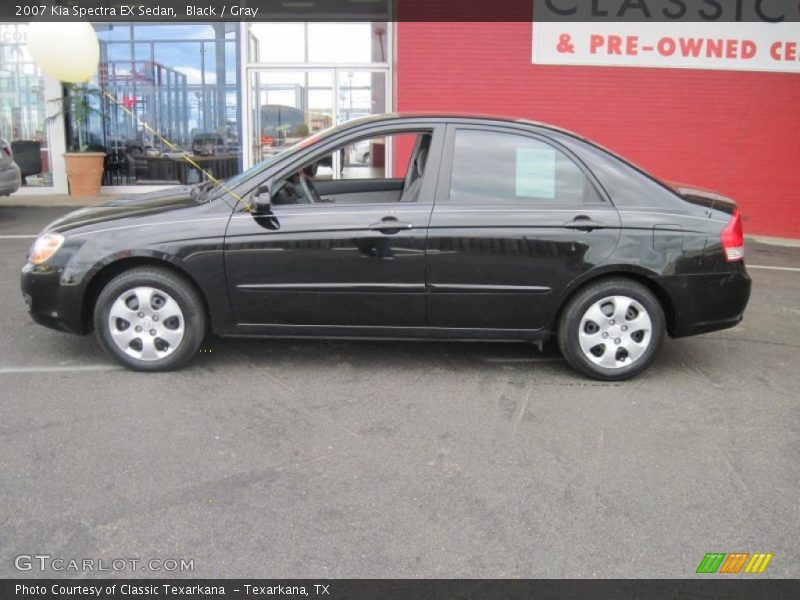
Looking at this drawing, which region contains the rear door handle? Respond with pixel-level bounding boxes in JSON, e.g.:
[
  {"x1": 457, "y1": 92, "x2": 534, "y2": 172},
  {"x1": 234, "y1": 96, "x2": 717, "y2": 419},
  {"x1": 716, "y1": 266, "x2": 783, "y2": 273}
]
[
  {"x1": 369, "y1": 217, "x2": 414, "y2": 234},
  {"x1": 564, "y1": 216, "x2": 606, "y2": 231}
]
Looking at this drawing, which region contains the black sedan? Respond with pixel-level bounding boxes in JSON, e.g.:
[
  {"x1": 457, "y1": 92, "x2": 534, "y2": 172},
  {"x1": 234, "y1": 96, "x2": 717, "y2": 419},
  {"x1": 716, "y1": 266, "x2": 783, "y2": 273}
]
[{"x1": 21, "y1": 114, "x2": 751, "y2": 380}]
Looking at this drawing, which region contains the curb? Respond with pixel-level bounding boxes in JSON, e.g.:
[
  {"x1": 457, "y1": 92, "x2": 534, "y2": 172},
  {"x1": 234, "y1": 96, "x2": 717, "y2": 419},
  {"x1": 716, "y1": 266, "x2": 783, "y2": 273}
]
[
  {"x1": 746, "y1": 235, "x2": 800, "y2": 249},
  {"x1": 0, "y1": 194, "x2": 127, "y2": 208}
]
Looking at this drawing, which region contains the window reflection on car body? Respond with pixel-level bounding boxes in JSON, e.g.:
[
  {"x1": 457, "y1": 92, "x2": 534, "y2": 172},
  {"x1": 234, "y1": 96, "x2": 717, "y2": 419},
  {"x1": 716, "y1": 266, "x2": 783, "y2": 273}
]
[{"x1": 189, "y1": 180, "x2": 217, "y2": 202}]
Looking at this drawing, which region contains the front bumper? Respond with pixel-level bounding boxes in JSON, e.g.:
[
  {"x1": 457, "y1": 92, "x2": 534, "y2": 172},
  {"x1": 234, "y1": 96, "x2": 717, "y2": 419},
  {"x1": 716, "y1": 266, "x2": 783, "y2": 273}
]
[{"x1": 21, "y1": 262, "x2": 87, "y2": 335}]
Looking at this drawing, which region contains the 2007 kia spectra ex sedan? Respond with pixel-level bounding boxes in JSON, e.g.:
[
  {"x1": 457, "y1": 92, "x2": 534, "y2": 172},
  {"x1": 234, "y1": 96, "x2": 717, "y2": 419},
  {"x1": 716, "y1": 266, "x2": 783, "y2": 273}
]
[{"x1": 21, "y1": 114, "x2": 751, "y2": 380}]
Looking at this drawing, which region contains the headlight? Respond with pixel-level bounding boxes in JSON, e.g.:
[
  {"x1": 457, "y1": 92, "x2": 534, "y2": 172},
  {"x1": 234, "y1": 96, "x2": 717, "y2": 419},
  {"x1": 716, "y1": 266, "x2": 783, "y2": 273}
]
[{"x1": 29, "y1": 232, "x2": 65, "y2": 265}]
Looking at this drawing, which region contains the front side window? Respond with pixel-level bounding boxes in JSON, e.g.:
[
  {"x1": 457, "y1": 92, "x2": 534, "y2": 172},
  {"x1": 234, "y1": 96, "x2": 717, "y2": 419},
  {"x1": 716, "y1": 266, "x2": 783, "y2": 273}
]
[
  {"x1": 309, "y1": 131, "x2": 422, "y2": 181},
  {"x1": 269, "y1": 130, "x2": 432, "y2": 206},
  {"x1": 449, "y1": 129, "x2": 595, "y2": 204}
]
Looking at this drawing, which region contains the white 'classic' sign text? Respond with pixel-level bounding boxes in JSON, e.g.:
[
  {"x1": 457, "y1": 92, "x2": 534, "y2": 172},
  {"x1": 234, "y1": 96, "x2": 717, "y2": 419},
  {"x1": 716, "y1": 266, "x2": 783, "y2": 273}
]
[{"x1": 532, "y1": 22, "x2": 800, "y2": 73}]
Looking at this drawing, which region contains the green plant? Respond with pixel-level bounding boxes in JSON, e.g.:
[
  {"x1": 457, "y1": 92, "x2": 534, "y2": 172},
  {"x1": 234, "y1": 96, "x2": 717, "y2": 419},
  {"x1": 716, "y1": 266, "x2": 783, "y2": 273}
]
[{"x1": 46, "y1": 83, "x2": 105, "y2": 152}]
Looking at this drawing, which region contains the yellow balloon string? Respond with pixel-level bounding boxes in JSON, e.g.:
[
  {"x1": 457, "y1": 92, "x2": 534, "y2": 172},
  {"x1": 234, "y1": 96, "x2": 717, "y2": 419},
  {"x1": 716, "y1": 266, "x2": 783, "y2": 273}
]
[{"x1": 96, "y1": 86, "x2": 252, "y2": 212}]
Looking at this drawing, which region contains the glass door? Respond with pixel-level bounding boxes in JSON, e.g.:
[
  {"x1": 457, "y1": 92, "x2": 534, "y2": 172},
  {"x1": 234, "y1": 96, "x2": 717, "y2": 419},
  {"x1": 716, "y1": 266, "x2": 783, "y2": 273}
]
[
  {"x1": 248, "y1": 68, "x2": 389, "y2": 174},
  {"x1": 336, "y1": 70, "x2": 388, "y2": 179},
  {"x1": 249, "y1": 69, "x2": 334, "y2": 166}
]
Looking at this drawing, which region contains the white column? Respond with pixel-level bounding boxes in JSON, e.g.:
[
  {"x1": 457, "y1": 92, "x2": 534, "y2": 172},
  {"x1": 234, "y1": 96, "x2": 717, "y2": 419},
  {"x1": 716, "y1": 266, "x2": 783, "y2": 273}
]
[
  {"x1": 43, "y1": 74, "x2": 68, "y2": 194},
  {"x1": 239, "y1": 21, "x2": 252, "y2": 171}
]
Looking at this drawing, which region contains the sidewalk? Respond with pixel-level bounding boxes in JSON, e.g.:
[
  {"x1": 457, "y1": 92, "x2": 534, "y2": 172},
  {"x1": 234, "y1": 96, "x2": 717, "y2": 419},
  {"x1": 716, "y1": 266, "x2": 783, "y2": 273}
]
[
  {"x1": 0, "y1": 193, "x2": 127, "y2": 208},
  {"x1": 2, "y1": 193, "x2": 799, "y2": 248}
]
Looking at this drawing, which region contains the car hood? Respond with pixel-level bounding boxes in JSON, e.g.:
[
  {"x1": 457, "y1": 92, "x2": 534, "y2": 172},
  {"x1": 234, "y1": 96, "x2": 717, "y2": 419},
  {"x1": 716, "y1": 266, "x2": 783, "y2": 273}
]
[
  {"x1": 667, "y1": 181, "x2": 738, "y2": 215},
  {"x1": 44, "y1": 186, "x2": 204, "y2": 234}
]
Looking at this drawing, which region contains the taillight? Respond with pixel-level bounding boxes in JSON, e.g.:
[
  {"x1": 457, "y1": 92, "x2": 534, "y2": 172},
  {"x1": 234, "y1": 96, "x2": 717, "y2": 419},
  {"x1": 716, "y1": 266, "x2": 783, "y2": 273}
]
[
  {"x1": 721, "y1": 207, "x2": 745, "y2": 262},
  {"x1": 1, "y1": 145, "x2": 11, "y2": 157}
]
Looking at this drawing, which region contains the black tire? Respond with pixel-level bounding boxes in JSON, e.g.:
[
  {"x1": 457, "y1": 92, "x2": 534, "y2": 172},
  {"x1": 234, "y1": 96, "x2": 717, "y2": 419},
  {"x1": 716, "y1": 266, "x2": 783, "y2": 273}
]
[
  {"x1": 94, "y1": 267, "x2": 206, "y2": 372},
  {"x1": 557, "y1": 278, "x2": 665, "y2": 381}
]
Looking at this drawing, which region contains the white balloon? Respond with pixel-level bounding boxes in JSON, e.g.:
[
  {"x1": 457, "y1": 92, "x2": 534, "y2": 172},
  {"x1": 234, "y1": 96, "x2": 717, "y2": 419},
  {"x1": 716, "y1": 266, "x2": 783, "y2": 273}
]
[{"x1": 26, "y1": 21, "x2": 99, "y2": 83}]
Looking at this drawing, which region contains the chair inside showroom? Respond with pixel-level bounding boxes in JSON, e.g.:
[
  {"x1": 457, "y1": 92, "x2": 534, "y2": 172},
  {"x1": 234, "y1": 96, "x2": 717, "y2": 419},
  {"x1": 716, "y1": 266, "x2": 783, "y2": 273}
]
[
  {"x1": 124, "y1": 147, "x2": 148, "y2": 184},
  {"x1": 104, "y1": 151, "x2": 127, "y2": 185},
  {"x1": 10, "y1": 141, "x2": 42, "y2": 183},
  {"x1": 399, "y1": 134, "x2": 432, "y2": 203}
]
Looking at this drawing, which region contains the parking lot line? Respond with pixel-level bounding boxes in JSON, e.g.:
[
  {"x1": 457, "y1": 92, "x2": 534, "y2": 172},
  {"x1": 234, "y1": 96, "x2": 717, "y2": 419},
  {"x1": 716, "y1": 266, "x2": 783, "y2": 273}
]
[
  {"x1": 748, "y1": 265, "x2": 800, "y2": 272},
  {"x1": 0, "y1": 365, "x2": 120, "y2": 374},
  {"x1": 485, "y1": 357, "x2": 564, "y2": 363}
]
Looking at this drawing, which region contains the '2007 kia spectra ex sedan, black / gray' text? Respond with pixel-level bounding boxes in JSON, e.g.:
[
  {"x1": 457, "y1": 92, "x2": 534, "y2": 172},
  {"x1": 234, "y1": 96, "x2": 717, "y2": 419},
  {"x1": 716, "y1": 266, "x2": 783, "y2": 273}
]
[{"x1": 20, "y1": 114, "x2": 751, "y2": 380}]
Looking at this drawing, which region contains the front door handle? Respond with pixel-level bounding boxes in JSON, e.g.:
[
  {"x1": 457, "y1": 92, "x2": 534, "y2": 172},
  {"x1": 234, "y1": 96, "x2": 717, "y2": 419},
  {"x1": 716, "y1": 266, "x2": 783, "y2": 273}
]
[
  {"x1": 564, "y1": 216, "x2": 606, "y2": 231},
  {"x1": 369, "y1": 217, "x2": 414, "y2": 234}
]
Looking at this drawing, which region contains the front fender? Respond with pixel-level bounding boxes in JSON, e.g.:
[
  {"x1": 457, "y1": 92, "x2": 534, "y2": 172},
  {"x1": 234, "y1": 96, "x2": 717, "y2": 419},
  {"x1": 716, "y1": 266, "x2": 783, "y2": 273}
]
[{"x1": 63, "y1": 234, "x2": 230, "y2": 336}]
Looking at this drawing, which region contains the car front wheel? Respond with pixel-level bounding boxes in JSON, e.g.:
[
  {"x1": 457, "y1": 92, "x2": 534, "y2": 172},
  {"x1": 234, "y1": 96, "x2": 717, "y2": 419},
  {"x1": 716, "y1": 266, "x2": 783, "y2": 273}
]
[
  {"x1": 557, "y1": 278, "x2": 665, "y2": 380},
  {"x1": 94, "y1": 267, "x2": 206, "y2": 371}
]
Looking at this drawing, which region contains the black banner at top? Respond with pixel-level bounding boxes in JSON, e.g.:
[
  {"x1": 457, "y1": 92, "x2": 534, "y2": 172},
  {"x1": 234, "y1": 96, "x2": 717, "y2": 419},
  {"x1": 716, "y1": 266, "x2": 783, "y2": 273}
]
[{"x1": 2, "y1": 0, "x2": 800, "y2": 22}]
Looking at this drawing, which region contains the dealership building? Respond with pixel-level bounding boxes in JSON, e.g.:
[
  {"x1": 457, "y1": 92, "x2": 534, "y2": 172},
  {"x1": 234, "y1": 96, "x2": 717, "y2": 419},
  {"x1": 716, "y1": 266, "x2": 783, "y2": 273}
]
[{"x1": 0, "y1": 19, "x2": 798, "y2": 237}]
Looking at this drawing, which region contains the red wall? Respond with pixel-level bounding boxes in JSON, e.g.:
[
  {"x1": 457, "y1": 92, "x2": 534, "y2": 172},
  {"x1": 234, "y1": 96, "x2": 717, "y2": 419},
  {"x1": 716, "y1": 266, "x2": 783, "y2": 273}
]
[{"x1": 396, "y1": 22, "x2": 800, "y2": 239}]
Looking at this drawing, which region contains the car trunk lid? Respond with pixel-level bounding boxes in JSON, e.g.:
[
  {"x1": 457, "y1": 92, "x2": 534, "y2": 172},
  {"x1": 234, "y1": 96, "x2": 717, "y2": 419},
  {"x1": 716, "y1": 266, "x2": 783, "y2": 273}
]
[{"x1": 667, "y1": 181, "x2": 738, "y2": 215}]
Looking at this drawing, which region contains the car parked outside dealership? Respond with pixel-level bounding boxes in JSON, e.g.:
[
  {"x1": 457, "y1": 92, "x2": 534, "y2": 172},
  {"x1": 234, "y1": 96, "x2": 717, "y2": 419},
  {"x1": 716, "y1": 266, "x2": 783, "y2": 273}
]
[{"x1": 20, "y1": 114, "x2": 750, "y2": 380}]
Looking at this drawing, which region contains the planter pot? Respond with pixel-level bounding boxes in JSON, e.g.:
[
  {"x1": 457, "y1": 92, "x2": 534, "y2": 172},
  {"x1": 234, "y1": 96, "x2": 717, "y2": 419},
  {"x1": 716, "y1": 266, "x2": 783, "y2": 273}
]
[{"x1": 63, "y1": 152, "x2": 105, "y2": 196}]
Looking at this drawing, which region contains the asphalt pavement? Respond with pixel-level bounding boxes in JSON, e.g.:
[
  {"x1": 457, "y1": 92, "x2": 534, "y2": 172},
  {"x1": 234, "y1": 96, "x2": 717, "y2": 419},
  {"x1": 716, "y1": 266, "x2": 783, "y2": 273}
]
[{"x1": 1, "y1": 206, "x2": 798, "y2": 578}]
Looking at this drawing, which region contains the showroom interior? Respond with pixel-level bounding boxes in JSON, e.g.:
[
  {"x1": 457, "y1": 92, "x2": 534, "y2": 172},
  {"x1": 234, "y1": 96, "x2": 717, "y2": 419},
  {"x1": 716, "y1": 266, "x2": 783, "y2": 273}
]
[{"x1": 0, "y1": 21, "x2": 392, "y2": 192}]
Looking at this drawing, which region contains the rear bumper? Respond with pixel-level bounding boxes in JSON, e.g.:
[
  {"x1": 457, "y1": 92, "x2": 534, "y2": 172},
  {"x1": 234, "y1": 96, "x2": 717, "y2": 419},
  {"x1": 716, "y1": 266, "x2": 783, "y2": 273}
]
[{"x1": 661, "y1": 268, "x2": 751, "y2": 338}]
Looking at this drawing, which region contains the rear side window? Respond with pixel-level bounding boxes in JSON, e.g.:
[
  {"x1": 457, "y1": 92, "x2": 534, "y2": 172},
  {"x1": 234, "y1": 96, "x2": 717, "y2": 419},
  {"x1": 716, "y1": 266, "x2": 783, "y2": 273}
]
[
  {"x1": 449, "y1": 129, "x2": 598, "y2": 204},
  {"x1": 555, "y1": 132, "x2": 685, "y2": 209}
]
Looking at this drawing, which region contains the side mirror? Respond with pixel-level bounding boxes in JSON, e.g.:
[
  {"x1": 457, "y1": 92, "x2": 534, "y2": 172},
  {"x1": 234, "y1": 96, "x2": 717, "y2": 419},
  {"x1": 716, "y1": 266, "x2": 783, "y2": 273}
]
[{"x1": 251, "y1": 184, "x2": 272, "y2": 214}]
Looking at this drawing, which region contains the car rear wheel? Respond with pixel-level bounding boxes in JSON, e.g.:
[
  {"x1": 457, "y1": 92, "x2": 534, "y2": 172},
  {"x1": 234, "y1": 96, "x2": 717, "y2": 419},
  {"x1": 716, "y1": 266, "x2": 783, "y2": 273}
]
[
  {"x1": 557, "y1": 278, "x2": 665, "y2": 380},
  {"x1": 94, "y1": 267, "x2": 206, "y2": 371}
]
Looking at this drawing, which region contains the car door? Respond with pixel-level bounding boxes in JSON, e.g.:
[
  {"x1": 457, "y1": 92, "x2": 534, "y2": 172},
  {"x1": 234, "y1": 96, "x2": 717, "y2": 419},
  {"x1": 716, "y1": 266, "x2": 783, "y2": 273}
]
[
  {"x1": 224, "y1": 124, "x2": 444, "y2": 329},
  {"x1": 426, "y1": 124, "x2": 621, "y2": 331}
]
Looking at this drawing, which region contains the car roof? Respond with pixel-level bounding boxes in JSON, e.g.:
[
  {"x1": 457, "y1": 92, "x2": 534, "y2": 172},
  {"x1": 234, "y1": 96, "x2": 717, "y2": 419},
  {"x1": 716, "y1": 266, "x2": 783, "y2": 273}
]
[{"x1": 338, "y1": 112, "x2": 586, "y2": 140}]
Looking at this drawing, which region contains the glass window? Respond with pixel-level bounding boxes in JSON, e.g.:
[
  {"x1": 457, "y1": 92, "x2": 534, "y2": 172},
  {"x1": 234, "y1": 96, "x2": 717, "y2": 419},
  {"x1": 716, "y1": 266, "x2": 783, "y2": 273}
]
[
  {"x1": 247, "y1": 23, "x2": 388, "y2": 64},
  {"x1": 248, "y1": 23, "x2": 305, "y2": 63},
  {"x1": 449, "y1": 129, "x2": 591, "y2": 204},
  {"x1": 249, "y1": 69, "x2": 388, "y2": 168},
  {"x1": 309, "y1": 132, "x2": 422, "y2": 181},
  {"x1": 308, "y1": 23, "x2": 386, "y2": 63},
  {"x1": 132, "y1": 24, "x2": 218, "y2": 41},
  {"x1": 338, "y1": 71, "x2": 385, "y2": 124},
  {"x1": 81, "y1": 22, "x2": 242, "y2": 186},
  {"x1": 250, "y1": 70, "x2": 334, "y2": 165},
  {"x1": 267, "y1": 131, "x2": 430, "y2": 206},
  {"x1": 0, "y1": 23, "x2": 54, "y2": 187}
]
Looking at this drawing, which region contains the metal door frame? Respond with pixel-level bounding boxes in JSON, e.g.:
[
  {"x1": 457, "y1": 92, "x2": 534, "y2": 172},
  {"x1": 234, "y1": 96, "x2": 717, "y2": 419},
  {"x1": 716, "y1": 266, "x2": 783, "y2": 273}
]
[
  {"x1": 240, "y1": 22, "x2": 393, "y2": 175},
  {"x1": 243, "y1": 66, "x2": 392, "y2": 176}
]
